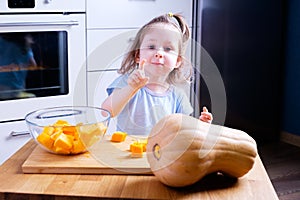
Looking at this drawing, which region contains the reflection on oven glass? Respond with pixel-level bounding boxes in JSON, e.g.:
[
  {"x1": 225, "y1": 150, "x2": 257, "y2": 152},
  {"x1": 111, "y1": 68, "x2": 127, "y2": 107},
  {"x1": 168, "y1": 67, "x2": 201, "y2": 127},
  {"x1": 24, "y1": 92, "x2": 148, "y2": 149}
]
[{"x1": 0, "y1": 32, "x2": 69, "y2": 100}]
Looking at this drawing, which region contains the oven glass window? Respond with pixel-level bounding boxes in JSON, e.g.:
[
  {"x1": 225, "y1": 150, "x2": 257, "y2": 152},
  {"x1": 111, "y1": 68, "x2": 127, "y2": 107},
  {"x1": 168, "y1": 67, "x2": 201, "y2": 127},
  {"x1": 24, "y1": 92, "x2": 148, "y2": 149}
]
[{"x1": 0, "y1": 31, "x2": 68, "y2": 100}]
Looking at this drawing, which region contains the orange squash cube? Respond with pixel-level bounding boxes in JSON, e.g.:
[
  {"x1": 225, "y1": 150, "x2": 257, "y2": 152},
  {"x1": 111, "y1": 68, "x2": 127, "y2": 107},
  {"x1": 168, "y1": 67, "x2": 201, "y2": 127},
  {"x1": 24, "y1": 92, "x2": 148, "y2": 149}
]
[
  {"x1": 138, "y1": 139, "x2": 148, "y2": 152},
  {"x1": 41, "y1": 126, "x2": 55, "y2": 135},
  {"x1": 53, "y1": 133, "x2": 73, "y2": 151},
  {"x1": 130, "y1": 143, "x2": 144, "y2": 158},
  {"x1": 54, "y1": 146, "x2": 71, "y2": 154},
  {"x1": 72, "y1": 139, "x2": 86, "y2": 154},
  {"x1": 97, "y1": 123, "x2": 108, "y2": 135},
  {"x1": 53, "y1": 120, "x2": 70, "y2": 126},
  {"x1": 79, "y1": 123, "x2": 102, "y2": 135},
  {"x1": 37, "y1": 132, "x2": 54, "y2": 150},
  {"x1": 111, "y1": 131, "x2": 127, "y2": 142},
  {"x1": 50, "y1": 129, "x2": 63, "y2": 141},
  {"x1": 130, "y1": 140, "x2": 148, "y2": 152},
  {"x1": 62, "y1": 126, "x2": 77, "y2": 136}
]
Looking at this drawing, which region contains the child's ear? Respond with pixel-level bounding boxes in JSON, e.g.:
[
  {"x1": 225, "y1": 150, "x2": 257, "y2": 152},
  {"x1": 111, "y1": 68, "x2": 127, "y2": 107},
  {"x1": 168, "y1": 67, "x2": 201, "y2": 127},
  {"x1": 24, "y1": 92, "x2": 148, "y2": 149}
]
[
  {"x1": 135, "y1": 50, "x2": 140, "y2": 63},
  {"x1": 175, "y1": 56, "x2": 182, "y2": 68}
]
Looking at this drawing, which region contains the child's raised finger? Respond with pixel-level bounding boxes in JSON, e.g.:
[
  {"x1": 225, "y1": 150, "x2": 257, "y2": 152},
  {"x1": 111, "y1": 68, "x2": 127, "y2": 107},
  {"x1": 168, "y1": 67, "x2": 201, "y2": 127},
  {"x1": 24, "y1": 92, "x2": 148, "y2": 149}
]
[{"x1": 139, "y1": 59, "x2": 146, "y2": 74}]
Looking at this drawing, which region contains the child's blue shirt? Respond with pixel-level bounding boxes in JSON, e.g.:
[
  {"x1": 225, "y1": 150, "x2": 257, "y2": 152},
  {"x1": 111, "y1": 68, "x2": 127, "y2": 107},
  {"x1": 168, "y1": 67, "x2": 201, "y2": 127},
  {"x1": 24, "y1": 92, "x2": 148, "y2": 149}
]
[{"x1": 107, "y1": 74, "x2": 193, "y2": 136}]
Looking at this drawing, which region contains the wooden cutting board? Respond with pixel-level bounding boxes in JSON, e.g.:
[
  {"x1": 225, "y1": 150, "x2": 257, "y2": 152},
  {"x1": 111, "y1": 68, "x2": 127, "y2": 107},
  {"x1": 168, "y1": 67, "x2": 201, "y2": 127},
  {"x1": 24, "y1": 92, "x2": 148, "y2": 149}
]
[{"x1": 22, "y1": 136, "x2": 152, "y2": 175}]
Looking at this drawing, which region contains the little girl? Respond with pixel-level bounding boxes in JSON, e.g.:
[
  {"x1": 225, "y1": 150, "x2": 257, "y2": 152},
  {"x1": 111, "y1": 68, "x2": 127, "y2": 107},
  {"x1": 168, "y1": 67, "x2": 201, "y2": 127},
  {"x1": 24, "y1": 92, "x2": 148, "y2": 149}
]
[{"x1": 102, "y1": 13, "x2": 212, "y2": 136}]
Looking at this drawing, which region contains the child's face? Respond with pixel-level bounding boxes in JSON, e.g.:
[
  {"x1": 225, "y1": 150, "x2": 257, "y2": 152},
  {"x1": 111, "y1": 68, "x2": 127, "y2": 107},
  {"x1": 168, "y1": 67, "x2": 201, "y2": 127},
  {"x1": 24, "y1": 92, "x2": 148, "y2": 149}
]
[{"x1": 138, "y1": 23, "x2": 182, "y2": 77}]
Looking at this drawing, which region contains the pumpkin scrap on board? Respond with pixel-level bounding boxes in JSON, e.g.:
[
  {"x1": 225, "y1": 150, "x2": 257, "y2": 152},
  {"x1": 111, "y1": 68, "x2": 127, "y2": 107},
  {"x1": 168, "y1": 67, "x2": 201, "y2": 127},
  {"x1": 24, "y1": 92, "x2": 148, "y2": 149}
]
[{"x1": 146, "y1": 114, "x2": 257, "y2": 187}]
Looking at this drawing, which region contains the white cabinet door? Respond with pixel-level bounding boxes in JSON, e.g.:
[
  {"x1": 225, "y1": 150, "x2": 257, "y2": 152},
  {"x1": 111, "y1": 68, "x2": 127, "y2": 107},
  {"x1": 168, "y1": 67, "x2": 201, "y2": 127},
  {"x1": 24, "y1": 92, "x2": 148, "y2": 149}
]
[
  {"x1": 0, "y1": 121, "x2": 31, "y2": 165},
  {"x1": 87, "y1": 29, "x2": 138, "y2": 71},
  {"x1": 87, "y1": 0, "x2": 192, "y2": 29},
  {"x1": 87, "y1": 70, "x2": 119, "y2": 134}
]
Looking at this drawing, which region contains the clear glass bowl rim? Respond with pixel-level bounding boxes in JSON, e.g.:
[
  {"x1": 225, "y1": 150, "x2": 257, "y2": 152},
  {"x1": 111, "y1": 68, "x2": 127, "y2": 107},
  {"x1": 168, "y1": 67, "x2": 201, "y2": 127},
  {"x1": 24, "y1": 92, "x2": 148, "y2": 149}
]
[{"x1": 25, "y1": 106, "x2": 111, "y2": 128}]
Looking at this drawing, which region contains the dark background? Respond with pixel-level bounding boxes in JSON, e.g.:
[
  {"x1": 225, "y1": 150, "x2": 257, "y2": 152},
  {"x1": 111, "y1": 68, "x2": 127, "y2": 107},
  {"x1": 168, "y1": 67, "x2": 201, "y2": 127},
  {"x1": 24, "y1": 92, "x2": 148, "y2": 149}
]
[{"x1": 197, "y1": 0, "x2": 287, "y2": 143}]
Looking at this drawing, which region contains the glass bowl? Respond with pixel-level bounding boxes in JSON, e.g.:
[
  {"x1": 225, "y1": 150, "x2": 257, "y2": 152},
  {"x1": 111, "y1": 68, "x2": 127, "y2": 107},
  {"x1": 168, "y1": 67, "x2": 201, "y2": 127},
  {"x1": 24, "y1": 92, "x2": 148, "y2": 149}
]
[{"x1": 25, "y1": 106, "x2": 111, "y2": 155}]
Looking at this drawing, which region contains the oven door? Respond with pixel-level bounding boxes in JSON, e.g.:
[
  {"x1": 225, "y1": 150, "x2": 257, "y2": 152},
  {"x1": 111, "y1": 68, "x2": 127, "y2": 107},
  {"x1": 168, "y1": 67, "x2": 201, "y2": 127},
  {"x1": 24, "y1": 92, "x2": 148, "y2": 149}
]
[{"x1": 0, "y1": 14, "x2": 86, "y2": 122}]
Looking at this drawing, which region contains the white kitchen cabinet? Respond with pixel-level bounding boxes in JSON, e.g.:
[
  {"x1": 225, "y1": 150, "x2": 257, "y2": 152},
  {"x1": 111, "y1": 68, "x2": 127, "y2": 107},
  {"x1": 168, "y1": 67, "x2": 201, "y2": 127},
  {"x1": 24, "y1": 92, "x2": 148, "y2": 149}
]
[
  {"x1": 87, "y1": 70, "x2": 119, "y2": 107},
  {"x1": 0, "y1": 120, "x2": 31, "y2": 165},
  {"x1": 87, "y1": 29, "x2": 138, "y2": 71},
  {"x1": 87, "y1": 70, "x2": 119, "y2": 134},
  {"x1": 86, "y1": 0, "x2": 192, "y2": 29}
]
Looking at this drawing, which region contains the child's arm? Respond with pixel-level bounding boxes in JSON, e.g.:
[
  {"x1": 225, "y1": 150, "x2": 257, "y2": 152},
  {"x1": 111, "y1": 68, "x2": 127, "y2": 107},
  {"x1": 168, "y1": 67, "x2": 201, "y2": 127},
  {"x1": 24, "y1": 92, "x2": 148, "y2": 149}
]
[
  {"x1": 101, "y1": 60, "x2": 149, "y2": 117},
  {"x1": 101, "y1": 86, "x2": 138, "y2": 117},
  {"x1": 199, "y1": 107, "x2": 213, "y2": 123}
]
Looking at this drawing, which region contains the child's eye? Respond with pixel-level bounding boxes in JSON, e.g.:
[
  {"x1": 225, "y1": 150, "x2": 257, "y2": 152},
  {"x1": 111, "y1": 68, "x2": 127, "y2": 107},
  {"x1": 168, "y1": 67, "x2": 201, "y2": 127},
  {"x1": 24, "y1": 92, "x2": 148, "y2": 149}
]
[
  {"x1": 148, "y1": 45, "x2": 156, "y2": 50},
  {"x1": 164, "y1": 47, "x2": 172, "y2": 52}
]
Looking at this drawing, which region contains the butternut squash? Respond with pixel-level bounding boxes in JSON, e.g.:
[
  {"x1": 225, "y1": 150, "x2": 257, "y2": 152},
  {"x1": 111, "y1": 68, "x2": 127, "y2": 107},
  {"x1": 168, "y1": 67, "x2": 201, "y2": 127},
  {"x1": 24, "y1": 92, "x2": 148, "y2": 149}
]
[{"x1": 146, "y1": 114, "x2": 257, "y2": 187}]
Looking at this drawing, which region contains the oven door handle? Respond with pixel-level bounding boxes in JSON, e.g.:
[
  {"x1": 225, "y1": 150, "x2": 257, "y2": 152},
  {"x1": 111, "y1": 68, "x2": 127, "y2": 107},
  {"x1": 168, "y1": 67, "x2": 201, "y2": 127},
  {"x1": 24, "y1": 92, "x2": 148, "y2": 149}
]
[{"x1": 0, "y1": 20, "x2": 79, "y2": 27}]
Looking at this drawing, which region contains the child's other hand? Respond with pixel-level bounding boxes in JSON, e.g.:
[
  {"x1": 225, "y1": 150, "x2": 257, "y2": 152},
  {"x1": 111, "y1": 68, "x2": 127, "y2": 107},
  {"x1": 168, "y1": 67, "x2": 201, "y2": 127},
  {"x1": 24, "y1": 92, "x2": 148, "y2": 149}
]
[
  {"x1": 199, "y1": 106, "x2": 213, "y2": 123},
  {"x1": 128, "y1": 59, "x2": 149, "y2": 90}
]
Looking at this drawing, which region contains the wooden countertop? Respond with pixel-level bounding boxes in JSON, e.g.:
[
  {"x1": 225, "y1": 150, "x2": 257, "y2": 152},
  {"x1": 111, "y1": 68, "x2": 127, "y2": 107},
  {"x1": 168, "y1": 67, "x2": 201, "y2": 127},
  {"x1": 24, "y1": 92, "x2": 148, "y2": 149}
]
[{"x1": 0, "y1": 140, "x2": 278, "y2": 200}]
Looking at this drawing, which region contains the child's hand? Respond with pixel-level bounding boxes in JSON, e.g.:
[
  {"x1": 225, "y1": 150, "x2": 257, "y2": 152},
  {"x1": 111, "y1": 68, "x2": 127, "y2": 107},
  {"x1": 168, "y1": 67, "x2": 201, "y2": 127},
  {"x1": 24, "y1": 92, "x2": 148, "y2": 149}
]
[
  {"x1": 199, "y1": 107, "x2": 213, "y2": 123},
  {"x1": 128, "y1": 59, "x2": 149, "y2": 90}
]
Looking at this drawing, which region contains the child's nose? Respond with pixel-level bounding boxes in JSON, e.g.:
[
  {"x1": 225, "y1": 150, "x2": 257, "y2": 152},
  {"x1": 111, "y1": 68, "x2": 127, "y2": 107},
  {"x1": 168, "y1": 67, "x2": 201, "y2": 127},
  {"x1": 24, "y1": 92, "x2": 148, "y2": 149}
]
[{"x1": 155, "y1": 52, "x2": 163, "y2": 59}]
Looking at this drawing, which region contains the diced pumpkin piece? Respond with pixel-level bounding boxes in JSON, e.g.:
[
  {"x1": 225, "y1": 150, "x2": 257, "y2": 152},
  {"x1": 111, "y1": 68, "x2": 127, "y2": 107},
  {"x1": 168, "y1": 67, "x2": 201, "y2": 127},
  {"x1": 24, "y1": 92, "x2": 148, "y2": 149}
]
[
  {"x1": 54, "y1": 146, "x2": 70, "y2": 154},
  {"x1": 130, "y1": 143, "x2": 144, "y2": 158},
  {"x1": 50, "y1": 129, "x2": 63, "y2": 141},
  {"x1": 97, "y1": 122, "x2": 108, "y2": 135},
  {"x1": 37, "y1": 132, "x2": 54, "y2": 150},
  {"x1": 53, "y1": 127, "x2": 63, "y2": 134},
  {"x1": 41, "y1": 126, "x2": 55, "y2": 135},
  {"x1": 138, "y1": 139, "x2": 148, "y2": 152},
  {"x1": 53, "y1": 133, "x2": 73, "y2": 150},
  {"x1": 130, "y1": 143, "x2": 143, "y2": 153},
  {"x1": 79, "y1": 123, "x2": 100, "y2": 135},
  {"x1": 129, "y1": 139, "x2": 148, "y2": 152},
  {"x1": 77, "y1": 124, "x2": 105, "y2": 148},
  {"x1": 72, "y1": 139, "x2": 86, "y2": 154},
  {"x1": 78, "y1": 130, "x2": 95, "y2": 147},
  {"x1": 62, "y1": 126, "x2": 77, "y2": 136},
  {"x1": 111, "y1": 131, "x2": 127, "y2": 142},
  {"x1": 53, "y1": 120, "x2": 70, "y2": 126},
  {"x1": 86, "y1": 135, "x2": 100, "y2": 147}
]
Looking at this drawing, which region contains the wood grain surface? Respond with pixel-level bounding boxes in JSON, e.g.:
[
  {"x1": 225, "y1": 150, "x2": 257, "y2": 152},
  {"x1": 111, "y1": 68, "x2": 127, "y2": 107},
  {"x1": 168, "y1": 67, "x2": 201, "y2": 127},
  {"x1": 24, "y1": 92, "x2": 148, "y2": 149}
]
[
  {"x1": 22, "y1": 136, "x2": 151, "y2": 174},
  {"x1": 0, "y1": 140, "x2": 279, "y2": 199}
]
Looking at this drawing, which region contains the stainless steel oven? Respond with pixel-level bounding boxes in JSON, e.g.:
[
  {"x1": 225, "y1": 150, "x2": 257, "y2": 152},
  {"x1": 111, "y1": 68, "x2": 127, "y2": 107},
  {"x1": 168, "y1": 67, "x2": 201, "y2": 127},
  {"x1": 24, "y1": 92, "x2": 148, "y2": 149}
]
[{"x1": 0, "y1": 0, "x2": 86, "y2": 122}]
